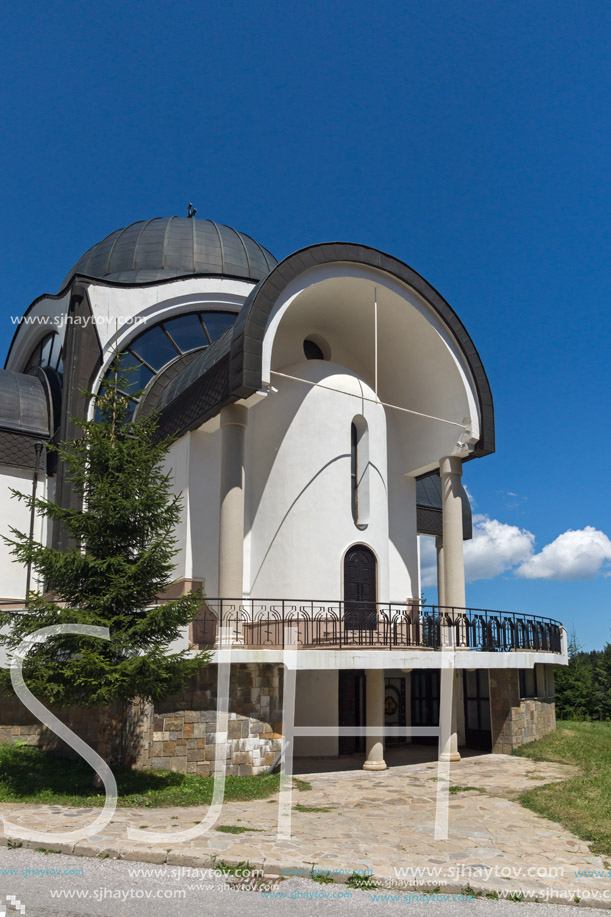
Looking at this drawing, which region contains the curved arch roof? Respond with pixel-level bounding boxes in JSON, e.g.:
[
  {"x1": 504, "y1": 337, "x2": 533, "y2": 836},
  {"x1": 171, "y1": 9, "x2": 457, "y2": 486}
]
[
  {"x1": 150, "y1": 242, "x2": 495, "y2": 460},
  {"x1": 61, "y1": 217, "x2": 277, "y2": 288},
  {"x1": 0, "y1": 370, "x2": 49, "y2": 437}
]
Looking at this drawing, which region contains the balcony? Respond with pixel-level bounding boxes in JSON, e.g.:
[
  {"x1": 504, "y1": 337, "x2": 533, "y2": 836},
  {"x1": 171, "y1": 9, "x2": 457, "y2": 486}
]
[{"x1": 191, "y1": 599, "x2": 564, "y2": 654}]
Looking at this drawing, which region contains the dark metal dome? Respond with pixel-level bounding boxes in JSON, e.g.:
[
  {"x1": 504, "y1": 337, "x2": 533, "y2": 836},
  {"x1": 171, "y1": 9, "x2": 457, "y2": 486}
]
[{"x1": 61, "y1": 217, "x2": 277, "y2": 288}]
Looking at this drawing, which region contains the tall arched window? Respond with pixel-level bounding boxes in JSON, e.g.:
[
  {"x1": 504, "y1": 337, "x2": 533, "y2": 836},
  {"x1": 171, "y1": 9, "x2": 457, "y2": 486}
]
[{"x1": 350, "y1": 415, "x2": 370, "y2": 530}]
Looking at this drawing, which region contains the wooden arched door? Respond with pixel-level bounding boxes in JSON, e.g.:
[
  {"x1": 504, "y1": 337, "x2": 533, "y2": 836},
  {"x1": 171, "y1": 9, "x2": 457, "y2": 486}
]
[{"x1": 343, "y1": 545, "x2": 377, "y2": 631}]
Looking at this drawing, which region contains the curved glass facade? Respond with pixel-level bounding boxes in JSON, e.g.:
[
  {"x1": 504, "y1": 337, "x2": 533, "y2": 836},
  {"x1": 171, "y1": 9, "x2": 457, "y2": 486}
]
[{"x1": 104, "y1": 310, "x2": 237, "y2": 416}]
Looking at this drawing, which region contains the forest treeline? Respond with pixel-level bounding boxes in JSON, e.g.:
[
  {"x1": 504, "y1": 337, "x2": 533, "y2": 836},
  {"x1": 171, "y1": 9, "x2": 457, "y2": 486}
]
[{"x1": 555, "y1": 638, "x2": 611, "y2": 720}]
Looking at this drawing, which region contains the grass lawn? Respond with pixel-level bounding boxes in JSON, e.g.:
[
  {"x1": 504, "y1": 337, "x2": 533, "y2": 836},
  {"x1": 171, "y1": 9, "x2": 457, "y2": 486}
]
[
  {"x1": 0, "y1": 743, "x2": 310, "y2": 808},
  {"x1": 514, "y1": 720, "x2": 611, "y2": 858}
]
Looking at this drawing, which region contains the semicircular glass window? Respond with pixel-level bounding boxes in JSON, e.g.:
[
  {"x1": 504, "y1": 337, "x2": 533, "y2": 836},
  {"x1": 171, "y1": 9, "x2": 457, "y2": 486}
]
[{"x1": 102, "y1": 310, "x2": 236, "y2": 420}]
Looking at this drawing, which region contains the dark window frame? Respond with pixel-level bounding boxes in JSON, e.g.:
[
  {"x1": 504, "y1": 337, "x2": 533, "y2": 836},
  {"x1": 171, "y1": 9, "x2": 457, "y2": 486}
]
[
  {"x1": 99, "y1": 309, "x2": 237, "y2": 410},
  {"x1": 519, "y1": 665, "x2": 551, "y2": 700},
  {"x1": 24, "y1": 331, "x2": 63, "y2": 375}
]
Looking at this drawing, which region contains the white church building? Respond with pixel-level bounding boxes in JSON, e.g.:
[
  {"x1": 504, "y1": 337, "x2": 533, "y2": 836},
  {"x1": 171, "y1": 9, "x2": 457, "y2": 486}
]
[{"x1": 0, "y1": 216, "x2": 567, "y2": 773}]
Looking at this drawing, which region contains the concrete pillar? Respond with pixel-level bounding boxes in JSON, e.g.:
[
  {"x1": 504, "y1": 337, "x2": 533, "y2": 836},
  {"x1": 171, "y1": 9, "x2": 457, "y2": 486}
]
[
  {"x1": 439, "y1": 456, "x2": 466, "y2": 611},
  {"x1": 435, "y1": 535, "x2": 446, "y2": 609},
  {"x1": 436, "y1": 534, "x2": 453, "y2": 648},
  {"x1": 439, "y1": 668, "x2": 461, "y2": 762},
  {"x1": 439, "y1": 455, "x2": 465, "y2": 762},
  {"x1": 363, "y1": 669, "x2": 387, "y2": 771},
  {"x1": 218, "y1": 404, "x2": 247, "y2": 600}
]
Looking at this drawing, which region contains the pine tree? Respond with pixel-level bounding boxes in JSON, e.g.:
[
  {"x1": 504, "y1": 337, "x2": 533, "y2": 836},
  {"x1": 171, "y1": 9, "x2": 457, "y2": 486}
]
[
  {"x1": 555, "y1": 632, "x2": 596, "y2": 719},
  {"x1": 0, "y1": 358, "x2": 209, "y2": 765},
  {"x1": 594, "y1": 643, "x2": 611, "y2": 720}
]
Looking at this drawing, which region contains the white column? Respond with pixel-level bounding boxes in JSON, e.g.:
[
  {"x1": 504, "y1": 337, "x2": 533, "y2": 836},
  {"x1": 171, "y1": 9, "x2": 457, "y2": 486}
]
[
  {"x1": 439, "y1": 455, "x2": 464, "y2": 762},
  {"x1": 435, "y1": 534, "x2": 446, "y2": 609},
  {"x1": 439, "y1": 456, "x2": 466, "y2": 611},
  {"x1": 363, "y1": 669, "x2": 387, "y2": 771},
  {"x1": 439, "y1": 668, "x2": 461, "y2": 762},
  {"x1": 218, "y1": 404, "x2": 247, "y2": 600},
  {"x1": 436, "y1": 534, "x2": 454, "y2": 648}
]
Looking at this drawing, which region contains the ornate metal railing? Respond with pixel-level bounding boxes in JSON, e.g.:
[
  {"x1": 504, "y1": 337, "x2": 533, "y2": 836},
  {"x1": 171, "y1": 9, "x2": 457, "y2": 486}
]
[{"x1": 190, "y1": 599, "x2": 564, "y2": 654}]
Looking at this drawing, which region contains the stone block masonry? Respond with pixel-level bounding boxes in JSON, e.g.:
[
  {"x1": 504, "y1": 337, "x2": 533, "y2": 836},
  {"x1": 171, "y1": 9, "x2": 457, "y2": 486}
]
[
  {"x1": 0, "y1": 662, "x2": 284, "y2": 776},
  {"x1": 149, "y1": 662, "x2": 284, "y2": 775},
  {"x1": 490, "y1": 668, "x2": 556, "y2": 754},
  {"x1": 0, "y1": 694, "x2": 153, "y2": 766}
]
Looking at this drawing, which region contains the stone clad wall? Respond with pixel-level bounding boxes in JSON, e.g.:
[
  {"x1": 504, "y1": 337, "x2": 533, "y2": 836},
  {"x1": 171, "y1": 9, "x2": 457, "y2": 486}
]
[
  {"x1": 0, "y1": 663, "x2": 284, "y2": 776},
  {"x1": 0, "y1": 695, "x2": 153, "y2": 766},
  {"x1": 490, "y1": 668, "x2": 556, "y2": 754},
  {"x1": 150, "y1": 663, "x2": 284, "y2": 775}
]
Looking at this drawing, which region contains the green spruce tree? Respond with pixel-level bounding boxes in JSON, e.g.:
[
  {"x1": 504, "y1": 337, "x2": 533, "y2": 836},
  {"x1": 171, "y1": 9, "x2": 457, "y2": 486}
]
[{"x1": 0, "y1": 357, "x2": 209, "y2": 767}]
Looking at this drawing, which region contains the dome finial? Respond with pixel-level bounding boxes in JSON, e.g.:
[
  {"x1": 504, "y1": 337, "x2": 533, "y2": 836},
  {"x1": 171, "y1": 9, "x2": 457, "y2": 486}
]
[{"x1": 187, "y1": 202, "x2": 197, "y2": 218}]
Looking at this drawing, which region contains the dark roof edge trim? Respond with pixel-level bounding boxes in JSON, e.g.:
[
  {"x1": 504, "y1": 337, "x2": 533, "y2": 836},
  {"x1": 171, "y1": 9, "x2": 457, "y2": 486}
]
[{"x1": 4, "y1": 271, "x2": 258, "y2": 371}]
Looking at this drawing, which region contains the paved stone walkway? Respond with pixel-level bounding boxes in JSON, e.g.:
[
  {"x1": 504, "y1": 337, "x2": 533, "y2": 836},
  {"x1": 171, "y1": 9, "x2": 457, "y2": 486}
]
[{"x1": 1, "y1": 753, "x2": 610, "y2": 904}]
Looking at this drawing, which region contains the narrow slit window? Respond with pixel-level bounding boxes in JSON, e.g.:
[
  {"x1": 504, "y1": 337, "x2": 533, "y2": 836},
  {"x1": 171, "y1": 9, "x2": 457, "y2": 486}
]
[
  {"x1": 351, "y1": 422, "x2": 358, "y2": 524},
  {"x1": 350, "y1": 416, "x2": 370, "y2": 530}
]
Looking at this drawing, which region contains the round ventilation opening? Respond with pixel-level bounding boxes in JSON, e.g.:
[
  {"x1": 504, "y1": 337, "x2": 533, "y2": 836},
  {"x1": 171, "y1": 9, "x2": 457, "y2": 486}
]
[{"x1": 303, "y1": 336, "x2": 331, "y2": 360}]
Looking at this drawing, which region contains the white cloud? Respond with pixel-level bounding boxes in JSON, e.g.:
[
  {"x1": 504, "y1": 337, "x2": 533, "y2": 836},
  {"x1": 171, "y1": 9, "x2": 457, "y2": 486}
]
[
  {"x1": 419, "y1": 515, "x2": 535, "y2": 587},
  {"x1": 419, "y1": 536, "x2": 438, "y2": 588},
  {"x1": 517, "y1": 526, "x2": 611, "y2": 580},
  {"x1": 464, "y1": 514, "x2": 535, "y2": 582},
  {"x1": 420, "y1": 507, "x2": 611, "y2": 589}
]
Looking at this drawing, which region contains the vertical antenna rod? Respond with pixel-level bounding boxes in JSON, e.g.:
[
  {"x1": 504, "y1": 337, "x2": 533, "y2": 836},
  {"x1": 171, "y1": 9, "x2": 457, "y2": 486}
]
[{"x1": 374, "y1": 286, "x2": 378, "y2": 396}]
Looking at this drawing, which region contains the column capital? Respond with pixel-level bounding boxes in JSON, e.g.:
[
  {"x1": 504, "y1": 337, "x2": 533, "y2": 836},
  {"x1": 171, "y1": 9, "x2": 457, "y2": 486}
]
[
  {"x1": 219, "y1": 403, "x2": 248, "y2": 428},
  {"x1": 439, "y1": 455, "x2": 463, "y2": 478}
]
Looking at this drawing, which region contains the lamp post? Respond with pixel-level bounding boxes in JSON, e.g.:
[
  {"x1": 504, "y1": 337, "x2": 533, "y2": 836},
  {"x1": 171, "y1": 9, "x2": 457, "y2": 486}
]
[{"x1": 25, "y1": 441, "x2": 45, "y2": 600}]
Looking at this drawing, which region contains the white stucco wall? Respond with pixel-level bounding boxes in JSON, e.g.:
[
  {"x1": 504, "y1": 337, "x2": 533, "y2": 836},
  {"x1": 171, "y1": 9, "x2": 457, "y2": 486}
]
[
  {"x1": 86, "y1": 277, "x2": 254, "y2": 391},
  {"x1": 162, "y1": 429, "x2": 223, "y2": 654},
  {"x1": 387, "y1": 422, "x2": 420, "y2": 602},
  {"x1": 0, "y1": 467, "x2": 52, "y2": 671},
  {"x1": 0, "y1": 466, "x2": 50, "y2": 600},
  {"x1": 187, "y1": 429, "x2": 222, "y2": 594},
  {"x1": 157, "y1": 410, "x2": 222, "y2": 592},
  {"x1": 245, "y1": 359, "x2": 401, "y2": 602},
  {"x1": 163, "y1": 435, "x2": 191, "y2": 584}
]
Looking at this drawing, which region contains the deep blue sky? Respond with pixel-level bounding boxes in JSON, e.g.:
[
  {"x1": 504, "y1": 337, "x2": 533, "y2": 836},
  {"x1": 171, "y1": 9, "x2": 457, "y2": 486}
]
[{"x1": 1, "y1": 0, "x2": 609, "y2": 649}]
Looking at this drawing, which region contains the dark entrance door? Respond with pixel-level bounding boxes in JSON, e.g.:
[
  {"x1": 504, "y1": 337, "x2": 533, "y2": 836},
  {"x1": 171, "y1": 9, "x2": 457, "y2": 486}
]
[
  {"x1": 411, "y1": 669, "x2": 440, "y2": 745},
  {"x1": 338, "y1": 670, "x2": 365, "y2": 755},
  {"x1": 463, "y1": 670, "x2": 492, "y2": 750},
  {"x1": 344, "y1": 545, "x2": 377, "y2": 631}
]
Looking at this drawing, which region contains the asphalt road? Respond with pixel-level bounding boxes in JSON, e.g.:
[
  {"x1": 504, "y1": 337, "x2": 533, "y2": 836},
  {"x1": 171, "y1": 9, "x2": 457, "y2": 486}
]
[{"x1": 0, "y1": 847, "x2": 591, "y2": 917}]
